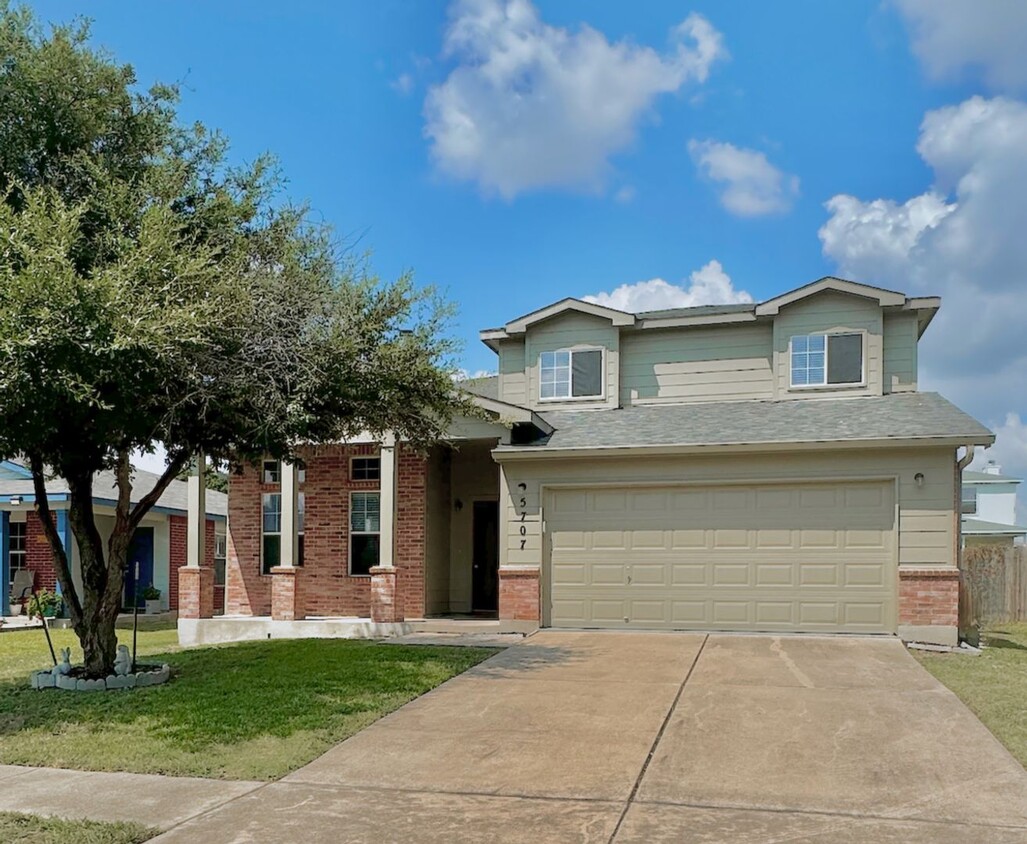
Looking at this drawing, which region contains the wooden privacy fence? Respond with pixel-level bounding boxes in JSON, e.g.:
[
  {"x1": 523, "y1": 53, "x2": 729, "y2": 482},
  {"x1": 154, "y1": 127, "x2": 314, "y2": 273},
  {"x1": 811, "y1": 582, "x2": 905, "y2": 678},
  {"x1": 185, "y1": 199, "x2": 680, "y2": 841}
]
[{"x1": 960, "y1": 545, "x2": 1027, "y2": 636}]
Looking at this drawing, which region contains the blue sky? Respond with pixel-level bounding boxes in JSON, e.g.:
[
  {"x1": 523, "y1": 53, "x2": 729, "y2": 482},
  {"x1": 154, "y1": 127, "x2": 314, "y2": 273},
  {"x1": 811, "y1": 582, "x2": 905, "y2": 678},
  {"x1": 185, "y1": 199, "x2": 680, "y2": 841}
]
[{"x1": 28, "y1": 1, "x2": 1027, "y2": 500}]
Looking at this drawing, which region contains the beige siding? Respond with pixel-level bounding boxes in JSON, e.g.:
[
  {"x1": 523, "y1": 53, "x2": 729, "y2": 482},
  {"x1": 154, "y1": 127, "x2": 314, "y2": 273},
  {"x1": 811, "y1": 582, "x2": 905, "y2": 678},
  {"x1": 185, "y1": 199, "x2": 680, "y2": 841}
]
[
  {"x1": 620, "y1": 324, "x2": 773, "y2": 405},
  {"x1": 424, "y1": 446, "x2": 452, "y2": 615},
  {"x1": 772, "y1": 291, "x2": 884, "y2": 398},
  {"x1": 497, "y1": 340, "x2": 527, "y2": 406},
  {"x1": 523, "y1": 312, "x2": 619, "y2": 411},
  {"x1": 883, "y1": 313, "x2": 918, "y2": 393},
  {"x1": 498, "y1": 447, "x2": 956, "y2": 580}
]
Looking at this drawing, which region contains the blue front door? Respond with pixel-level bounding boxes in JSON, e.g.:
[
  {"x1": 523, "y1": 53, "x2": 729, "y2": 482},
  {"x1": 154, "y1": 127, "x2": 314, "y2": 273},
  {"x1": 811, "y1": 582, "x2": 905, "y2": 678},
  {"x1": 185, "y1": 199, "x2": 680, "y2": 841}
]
[{"x1": 124, "y1": 527, "x2": 155, "y2": 609}]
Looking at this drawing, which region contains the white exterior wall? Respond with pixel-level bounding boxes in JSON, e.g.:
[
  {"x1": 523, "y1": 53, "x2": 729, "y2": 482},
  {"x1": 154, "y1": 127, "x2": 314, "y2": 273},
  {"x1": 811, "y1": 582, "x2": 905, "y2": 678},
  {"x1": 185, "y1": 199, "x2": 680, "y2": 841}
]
[{"x1": 974, "y1": 482, "x2": 1020, "y2": 526}]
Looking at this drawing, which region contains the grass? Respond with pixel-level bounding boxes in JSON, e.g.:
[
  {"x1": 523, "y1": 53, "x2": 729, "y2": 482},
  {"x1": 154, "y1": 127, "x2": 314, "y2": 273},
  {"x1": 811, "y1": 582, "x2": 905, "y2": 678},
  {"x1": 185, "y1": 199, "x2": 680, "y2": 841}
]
[
  {"x1": 914, "y1": 622, "x2": 1027, "y2": 767},
  {"x1": 0, "y1": 812, "x2": 156, "y2": 844},
  {"x1": 0, "y1": 627, "x2": 495, "y2": 780}
]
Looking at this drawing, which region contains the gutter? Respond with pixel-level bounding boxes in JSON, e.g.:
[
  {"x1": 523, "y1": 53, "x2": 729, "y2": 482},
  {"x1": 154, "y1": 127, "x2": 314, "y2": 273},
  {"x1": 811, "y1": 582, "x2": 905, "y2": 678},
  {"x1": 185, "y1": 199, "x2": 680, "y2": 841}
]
[{"x1": 493, "y1": 434, "x2": 996, "y2": 462}]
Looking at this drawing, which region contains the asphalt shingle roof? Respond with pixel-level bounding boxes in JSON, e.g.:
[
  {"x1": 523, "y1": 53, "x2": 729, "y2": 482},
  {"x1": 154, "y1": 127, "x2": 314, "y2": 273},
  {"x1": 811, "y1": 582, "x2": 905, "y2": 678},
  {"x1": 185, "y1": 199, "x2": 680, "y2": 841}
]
[
  {"x1": 963, "y1": 518, "x2": 1027, "y2": 535},
  {"x1": 963, "y1": 469, "x2": 1021, "y2": 483},
  {"x1": 0, "y1": 464, "x2": 227, "y2": 517},
  {"x1": 503, "y1": 392, "x2": 992, "y2": 451},
  {"x1": 458, "y1": 375, "x2": 500, "y2": 401}
]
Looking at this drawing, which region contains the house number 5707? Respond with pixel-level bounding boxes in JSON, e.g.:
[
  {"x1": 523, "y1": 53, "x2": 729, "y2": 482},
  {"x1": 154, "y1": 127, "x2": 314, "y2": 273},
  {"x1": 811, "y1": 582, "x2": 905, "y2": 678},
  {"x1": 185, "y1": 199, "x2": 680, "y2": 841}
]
[{"x1": 517, "y1": 483, "x2": 528, "y2": 550}]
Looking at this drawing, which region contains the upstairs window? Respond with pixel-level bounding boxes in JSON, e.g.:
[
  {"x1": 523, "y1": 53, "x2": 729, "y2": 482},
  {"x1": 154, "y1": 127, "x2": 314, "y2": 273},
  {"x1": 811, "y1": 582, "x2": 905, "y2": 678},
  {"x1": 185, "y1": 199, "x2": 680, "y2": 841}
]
[
  {"x1": 540, "y1": 349, "x2": 603, "y2": 400},
  {"x1": 351, "y1": 457, "x2": 381, "y2": 481},
  {"x1": 790, "y1": 333, "x2": 863, "y2": 387},
  {"x1": 262, "y1": 460, "x2": 304, "y2": 484},
  {"x1": 961, "y1": 485, "x2": 978, "y2": 515}
]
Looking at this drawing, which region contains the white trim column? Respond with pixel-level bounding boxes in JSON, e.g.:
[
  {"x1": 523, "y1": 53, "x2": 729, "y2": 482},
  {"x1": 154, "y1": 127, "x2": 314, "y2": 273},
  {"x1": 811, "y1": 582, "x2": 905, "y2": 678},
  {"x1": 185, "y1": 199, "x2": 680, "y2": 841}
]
[
  {"x1": 378, "y1": 432, "x2": 398, "y2": 569},
  {"x1": 280, "y1": 460, "x2": 300, "y2": 567},
  {"x1": 186, "y1": 455, "x2": 206, "y2": 568}
]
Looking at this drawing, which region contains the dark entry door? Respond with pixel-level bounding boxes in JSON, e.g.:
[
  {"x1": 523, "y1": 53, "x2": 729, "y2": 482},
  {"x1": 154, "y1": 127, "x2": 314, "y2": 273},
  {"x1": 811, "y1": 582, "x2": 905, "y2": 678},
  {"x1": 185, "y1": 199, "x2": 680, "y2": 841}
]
[
  {"x1": 124, "y1": 527, "x2": 155, "y2": 609},
  {"x1": 472, "y1": 500, "x2": 499, "y2": 613}
]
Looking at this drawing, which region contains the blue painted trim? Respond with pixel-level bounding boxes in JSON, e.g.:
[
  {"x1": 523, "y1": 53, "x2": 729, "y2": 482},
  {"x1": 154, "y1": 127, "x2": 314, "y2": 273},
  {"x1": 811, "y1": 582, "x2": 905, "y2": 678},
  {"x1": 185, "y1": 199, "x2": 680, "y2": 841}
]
[
  {"x1": 55, "y1": 510, "x2": 71, "y2": 601},
  {"x1": 0, "y1": 460, "x2": 33, "y2": 479},
  {"x1": 0, "y1": 493, "x2": 68, "y2": 505},
  {"x1": 1, "y1": 511, "x2": 9, "y2": 616},
  {"x1": 89, "y1": 496, "x2": 226, "y2": 521}
]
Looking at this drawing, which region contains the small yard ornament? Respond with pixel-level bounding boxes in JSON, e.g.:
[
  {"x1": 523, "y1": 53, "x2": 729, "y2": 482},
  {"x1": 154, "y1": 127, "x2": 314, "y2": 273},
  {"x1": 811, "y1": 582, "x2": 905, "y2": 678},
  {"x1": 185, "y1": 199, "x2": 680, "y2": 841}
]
[
  {"x1": 55, "y1": 648, "x2": 72, "y2": 676},
  {"x1": 114, "y1": 645, "x2": 132, "y2": 677}
]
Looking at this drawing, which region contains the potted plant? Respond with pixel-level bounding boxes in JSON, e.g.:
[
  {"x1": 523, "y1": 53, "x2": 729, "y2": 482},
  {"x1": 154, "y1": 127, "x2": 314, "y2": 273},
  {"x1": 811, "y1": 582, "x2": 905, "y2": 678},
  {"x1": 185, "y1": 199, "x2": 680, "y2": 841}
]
[
  {"x1": 142, "y1": 585, "x2": 162, "y2": 615},
  {"x1": 8, "y1": 600, "x2": 21, "y2": 617},
  {"x1": 26, "y1": 590, "x2": 61, "y2": 619}
]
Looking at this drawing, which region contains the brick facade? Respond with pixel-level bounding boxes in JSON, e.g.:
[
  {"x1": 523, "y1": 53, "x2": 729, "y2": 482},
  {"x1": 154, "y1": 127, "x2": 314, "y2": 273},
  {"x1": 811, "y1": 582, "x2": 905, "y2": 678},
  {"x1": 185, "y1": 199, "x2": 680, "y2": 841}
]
[
  {"x1": 498, "y1": 568, "x2": 540, "y2": 621},
  {"x1": 225, "y1": 444, "x2": 428, "y2": 619},
  {"x1": 178, "y1": 566, "x2": 215, "y2": 619},
  {"x1": 24, "y1": 512, "x2": 58, "y2": 593},
  {"x1": 168, "y1": 515, "x2": 217, "y2": 612},
  {"x1": 898, "y1": 568, "x2": 959, "y2": 628}
]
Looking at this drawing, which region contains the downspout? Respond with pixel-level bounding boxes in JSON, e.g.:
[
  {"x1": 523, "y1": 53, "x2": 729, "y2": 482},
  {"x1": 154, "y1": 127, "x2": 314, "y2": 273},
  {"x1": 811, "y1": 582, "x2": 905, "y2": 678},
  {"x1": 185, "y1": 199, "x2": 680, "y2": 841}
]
[{"x1": 956, "y1": 445, "x2": 975, "y2": 565}]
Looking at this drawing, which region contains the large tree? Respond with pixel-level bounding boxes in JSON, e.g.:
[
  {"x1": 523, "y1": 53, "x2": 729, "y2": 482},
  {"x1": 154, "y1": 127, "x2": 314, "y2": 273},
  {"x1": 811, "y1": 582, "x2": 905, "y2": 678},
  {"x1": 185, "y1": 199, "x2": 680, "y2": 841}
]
[{"x1": 0, "y1": 6, "x2": 470, "y2": 676}]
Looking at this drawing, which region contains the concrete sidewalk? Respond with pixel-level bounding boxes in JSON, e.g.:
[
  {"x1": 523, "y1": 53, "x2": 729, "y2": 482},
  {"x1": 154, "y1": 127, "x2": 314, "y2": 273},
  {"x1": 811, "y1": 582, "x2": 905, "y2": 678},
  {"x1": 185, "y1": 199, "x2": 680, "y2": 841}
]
[
  {"x1": 4, "y1": 633, "x2": 1027, "y2": 843},
  {"x1": 0, "y1": 765, "x2": 261, "y2": 829}
]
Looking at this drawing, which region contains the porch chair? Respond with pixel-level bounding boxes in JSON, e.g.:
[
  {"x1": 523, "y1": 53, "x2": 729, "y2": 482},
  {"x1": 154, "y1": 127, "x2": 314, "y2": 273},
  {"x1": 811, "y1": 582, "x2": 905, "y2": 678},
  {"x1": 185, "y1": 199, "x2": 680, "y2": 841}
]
[{"x1": 9, "y1": 569, "x2": 34, "y2": 609}]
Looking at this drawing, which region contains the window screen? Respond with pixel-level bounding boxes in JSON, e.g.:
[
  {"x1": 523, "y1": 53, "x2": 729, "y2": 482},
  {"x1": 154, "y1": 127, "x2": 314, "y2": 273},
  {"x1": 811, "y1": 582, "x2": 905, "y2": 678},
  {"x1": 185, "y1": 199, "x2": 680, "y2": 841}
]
[{"x1": 827, "y1": 333, "x2": 863, "y2": 384}]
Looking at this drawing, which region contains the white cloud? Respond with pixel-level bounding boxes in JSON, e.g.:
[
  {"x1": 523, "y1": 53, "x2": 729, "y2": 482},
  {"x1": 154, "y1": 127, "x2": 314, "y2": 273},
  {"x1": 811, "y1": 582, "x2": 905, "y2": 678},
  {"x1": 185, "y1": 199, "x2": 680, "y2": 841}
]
[
  {"x1": 583, "y1": 260, "x2": 752, "y2": 313},
  {"x1": 614, "y1": 185, "x2": 637, "y2": 204},
  {"x1": 391, "y1": 73, "x2": 415, "y2": 95},
  {"x1": 689, "y1": 139, "x2": 799, "y2": 216},
  {"x1": 819, "y1": 95, "x2": 1027, "y2": 513},
  {"x1": 895, "y1": 0, "x2": 1027, "y2": 91},
  {"x1": 424, "y1": 0, "x2": 727, "y2": 198}
]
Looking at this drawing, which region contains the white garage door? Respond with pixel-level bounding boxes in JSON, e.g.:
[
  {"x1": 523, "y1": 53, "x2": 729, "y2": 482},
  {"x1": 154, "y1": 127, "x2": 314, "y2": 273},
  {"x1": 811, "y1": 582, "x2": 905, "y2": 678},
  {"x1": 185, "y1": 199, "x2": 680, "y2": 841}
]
[{"x1": 547, "y1": 481, "x2": 896, "y2": 633}]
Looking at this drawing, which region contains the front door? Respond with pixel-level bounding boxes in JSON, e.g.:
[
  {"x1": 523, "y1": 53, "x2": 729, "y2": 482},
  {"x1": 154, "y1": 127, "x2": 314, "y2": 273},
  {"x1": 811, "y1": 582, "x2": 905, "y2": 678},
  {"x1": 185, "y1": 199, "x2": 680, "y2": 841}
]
[
  {"x1": 472, "y1": 500, "x2": 499, "y2": 614},
  {"x1": 124, "y1": 527, "x2": 155, "y2": 609}
]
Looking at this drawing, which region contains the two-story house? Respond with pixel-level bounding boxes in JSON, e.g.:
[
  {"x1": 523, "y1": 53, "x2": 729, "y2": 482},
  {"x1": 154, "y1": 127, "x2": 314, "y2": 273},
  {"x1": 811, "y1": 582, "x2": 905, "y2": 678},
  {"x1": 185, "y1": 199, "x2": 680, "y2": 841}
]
[
  {"x1": 179, "y1": 277, "x2": 993, "y2": 648},
  {"x1": 961, "y1": 461, "x2": 1026, "y2": 546}
]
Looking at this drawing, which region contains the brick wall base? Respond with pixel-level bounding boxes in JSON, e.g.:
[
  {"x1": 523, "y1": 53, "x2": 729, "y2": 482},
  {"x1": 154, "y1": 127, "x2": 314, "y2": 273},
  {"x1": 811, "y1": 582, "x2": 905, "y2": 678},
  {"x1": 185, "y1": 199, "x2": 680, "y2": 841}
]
[
  {"x1": 499, "y1": 568, "x2": 540, "y2": 622},
  {"x1": 370, "y1": 567, "x2": 402, "y2": 622},
  {"x1": 178, "y1": 567, "x2": 215, "y2": 619},
  {"x1": 897, "y1": 567, "x2": 959, "y2": 645},
  {"x1": 271, "y1": 567, "x2": 305, "y2": 621}
]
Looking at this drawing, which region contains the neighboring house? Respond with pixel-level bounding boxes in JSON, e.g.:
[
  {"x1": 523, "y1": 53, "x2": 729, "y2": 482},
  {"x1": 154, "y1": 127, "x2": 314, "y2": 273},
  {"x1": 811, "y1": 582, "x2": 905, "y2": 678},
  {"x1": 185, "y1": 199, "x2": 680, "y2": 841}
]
[
  {"x1": 1, "y1": 460, "x2": 227, "y2": 616},
  {"x1": 961, "y1": 461, "x2": 1026, "y2": 546},
  {"x1": 182, "y1": 277, "x2": 993, "y2": 647}
]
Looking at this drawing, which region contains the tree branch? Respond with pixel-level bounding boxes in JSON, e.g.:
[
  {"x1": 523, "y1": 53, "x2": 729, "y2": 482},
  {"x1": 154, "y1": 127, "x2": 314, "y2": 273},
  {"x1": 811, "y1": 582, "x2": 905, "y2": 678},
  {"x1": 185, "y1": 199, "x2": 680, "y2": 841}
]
[
  {"x1": 28, "y1": 453, "x2": 83, "y2": 623},
  {"x1": 128, "y1": 447, "x2": 192, "y2": 531}
]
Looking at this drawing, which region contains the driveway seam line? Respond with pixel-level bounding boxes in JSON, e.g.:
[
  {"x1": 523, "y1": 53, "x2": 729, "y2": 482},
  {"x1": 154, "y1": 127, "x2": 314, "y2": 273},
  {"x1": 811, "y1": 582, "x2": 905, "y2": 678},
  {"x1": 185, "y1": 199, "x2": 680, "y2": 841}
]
[
  {"x1": 630, "y1": 797, "x2": 1027, "y2": 831},
  {"x1": 607, "y1": 633, "x2": 709, "y2": 844},
  {"x1": 275, "y1": 779, "x2": 626, "y2": 805}
]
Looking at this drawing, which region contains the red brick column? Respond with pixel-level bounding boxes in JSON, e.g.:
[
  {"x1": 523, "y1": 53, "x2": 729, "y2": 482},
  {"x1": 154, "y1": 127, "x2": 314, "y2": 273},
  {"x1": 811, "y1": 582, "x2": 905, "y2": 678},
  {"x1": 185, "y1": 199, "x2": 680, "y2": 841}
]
[
  {"x1": 370, "y1": 566, "x2": 401, "y2": 622},
  {"x1": 499, "y1": 568, "x2": 540, "y2": 622},
  {"x1": 178, "y1": 567, "x2": 215, "y2": 619},
  {"x1": 270, "y1": 567, "x2": 304, "y2": 621},
  {"x1": 898, "y1": 568, "x2": 959, "y2": 642}
]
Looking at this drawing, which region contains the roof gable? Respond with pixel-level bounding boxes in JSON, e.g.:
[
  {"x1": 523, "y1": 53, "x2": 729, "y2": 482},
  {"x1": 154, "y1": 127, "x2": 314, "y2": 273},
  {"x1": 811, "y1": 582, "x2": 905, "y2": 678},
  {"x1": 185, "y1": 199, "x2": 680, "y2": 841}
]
[
  {"x1": 503, "y1": 298, "x2": 635, "y2": 335},
  {"x1": 755, "y1": 277, "x2": 906, "y2": 316}
]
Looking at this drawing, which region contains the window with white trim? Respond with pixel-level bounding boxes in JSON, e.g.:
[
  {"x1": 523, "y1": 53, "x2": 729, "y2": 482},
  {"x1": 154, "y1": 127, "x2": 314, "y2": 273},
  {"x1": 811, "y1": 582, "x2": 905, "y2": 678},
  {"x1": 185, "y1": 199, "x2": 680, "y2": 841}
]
[
  {"x1": 262, "y1": 460, "x2": 304, "y2": 484},
  {"x1": 261, "y1": 492, "x2": 305, "y2": 574},
  {"x1": 961, "y1": 484, "x2": 978, "y2": 516},
  {"x1": 540, "y1": 349, "x2": 603, "y2": 400},
  {"x1": 8, "y1": 521, "x2": 26, "y2": 592},
  {"x1": 790, "y1": 333, "x2": 863, "y2": 387},
  {"x1": 350, "y1": 492, "x2": 380, "y2": 575},
  {"x1": 214, "y1": 527, "x2": 227, "y2": 586}
]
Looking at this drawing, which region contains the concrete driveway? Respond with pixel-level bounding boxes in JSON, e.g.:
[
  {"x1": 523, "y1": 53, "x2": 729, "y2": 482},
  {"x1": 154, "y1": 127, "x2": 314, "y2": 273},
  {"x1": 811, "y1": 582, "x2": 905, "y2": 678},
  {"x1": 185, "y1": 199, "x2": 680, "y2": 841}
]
[{"x1": 156, "y1": 632, "x2": 1027, "y2": 843}]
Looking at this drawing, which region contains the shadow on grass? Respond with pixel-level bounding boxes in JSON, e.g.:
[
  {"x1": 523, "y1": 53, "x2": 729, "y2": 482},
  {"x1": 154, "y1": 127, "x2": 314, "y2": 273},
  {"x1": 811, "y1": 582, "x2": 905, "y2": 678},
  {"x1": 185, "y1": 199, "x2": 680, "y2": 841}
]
[
  {"x1": 0, "y1": 639, "x2": 497, "y2": 752},
  {"x1": 983, "y1": 633, "x2": 1027, "y2": 652}
]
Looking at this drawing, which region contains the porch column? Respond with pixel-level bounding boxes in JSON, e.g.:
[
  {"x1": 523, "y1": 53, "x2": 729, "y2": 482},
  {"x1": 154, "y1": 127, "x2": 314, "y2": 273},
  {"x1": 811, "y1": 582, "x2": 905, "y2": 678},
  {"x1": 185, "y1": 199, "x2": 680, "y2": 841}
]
[
  {"x1": 271, "y1": 460, "x2": 304, "y2": 621},
  {"x1": 179, "y1": 455, "x2": 213, "y2": 619},
  {"x1": 1, "y1": 511, "x2": 8, "y2": 616},
  {"x1": 370, "y1": 433, "x2": 402, "y2": 623}
]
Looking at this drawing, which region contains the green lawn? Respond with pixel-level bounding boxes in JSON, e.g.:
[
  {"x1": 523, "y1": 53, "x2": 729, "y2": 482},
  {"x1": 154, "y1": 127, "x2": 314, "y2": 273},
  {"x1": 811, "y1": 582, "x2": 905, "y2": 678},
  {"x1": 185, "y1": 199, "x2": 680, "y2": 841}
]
[
  {"x1": 914, "y1": 622, "x2": 1027, "y2": 768},
  {"x1": 0, "y1": 628, "x2": 495, "y2": 780},
  {"x1": 0, "y1": 812, "x2": 155, "y2": 844}
]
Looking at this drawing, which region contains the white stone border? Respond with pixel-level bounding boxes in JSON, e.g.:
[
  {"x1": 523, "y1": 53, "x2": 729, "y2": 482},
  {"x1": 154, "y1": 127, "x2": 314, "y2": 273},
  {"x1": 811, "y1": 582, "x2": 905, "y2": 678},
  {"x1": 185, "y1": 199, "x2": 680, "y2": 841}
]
[{"x1": 30, "y1": 663, "x2": 171, "y2": 691}]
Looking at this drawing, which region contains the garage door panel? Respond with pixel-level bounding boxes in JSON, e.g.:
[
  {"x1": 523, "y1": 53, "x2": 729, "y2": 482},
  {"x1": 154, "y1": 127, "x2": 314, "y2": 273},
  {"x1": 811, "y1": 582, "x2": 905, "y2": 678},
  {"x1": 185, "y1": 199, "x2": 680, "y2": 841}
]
[{"x1": 548, "y1": 480, "x2": 896, "y2": 634}]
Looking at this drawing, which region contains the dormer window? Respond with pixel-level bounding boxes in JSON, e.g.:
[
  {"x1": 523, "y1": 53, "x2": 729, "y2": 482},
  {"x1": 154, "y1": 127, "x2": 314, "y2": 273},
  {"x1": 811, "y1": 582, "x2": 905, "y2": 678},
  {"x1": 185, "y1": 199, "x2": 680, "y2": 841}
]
[
  {"x1": 540, "y1": 349, "x2": 603, "y2": 400},
  {"x1": 790, "y1": 333, "x2": 863, "y2": 388}
]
